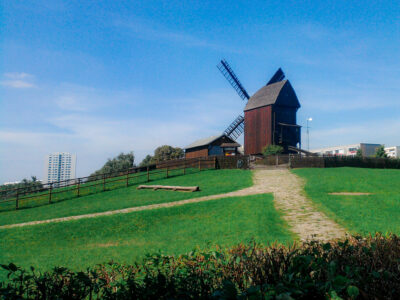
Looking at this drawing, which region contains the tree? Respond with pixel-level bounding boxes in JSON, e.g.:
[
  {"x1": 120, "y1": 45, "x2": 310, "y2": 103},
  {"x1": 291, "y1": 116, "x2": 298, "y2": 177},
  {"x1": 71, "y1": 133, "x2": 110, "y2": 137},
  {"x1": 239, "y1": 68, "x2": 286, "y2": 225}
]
[
  {"x1": 90, "y1": 152, "x2": 135, "y2": 177},
  {"x1": 356, "y1": 148, "x2": 363, "y2": 158},
  {"x1": 139, "y1": 155, "x2": 154, "y2": 167},
  {"x1": 152, "y1": 145, "x2": 184, "y2": 162},
  {"x1": 139, "y1": 145, "x2": 184, "y2": 167},
  {"x1": 262, "y1": 144, "x2": 284, "y2": 156},
  {"x1": 374, "y1": 145, "x2": 387, "y2": 158}
]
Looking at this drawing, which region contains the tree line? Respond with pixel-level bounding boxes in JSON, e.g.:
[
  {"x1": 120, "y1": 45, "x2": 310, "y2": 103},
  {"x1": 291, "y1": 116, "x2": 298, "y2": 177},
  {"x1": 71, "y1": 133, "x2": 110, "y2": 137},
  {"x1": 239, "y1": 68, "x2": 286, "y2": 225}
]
[
  {"x1": 0, "y1": 176, "x2": 43, "y2": 198},
  {"x1": 89, "y1": 145, "x2": 184, "y2": 178}
]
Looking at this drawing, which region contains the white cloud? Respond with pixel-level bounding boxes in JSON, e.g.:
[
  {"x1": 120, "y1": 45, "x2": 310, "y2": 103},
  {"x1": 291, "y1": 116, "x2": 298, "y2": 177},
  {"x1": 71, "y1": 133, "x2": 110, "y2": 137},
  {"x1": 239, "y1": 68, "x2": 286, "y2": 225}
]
[
  {"x1": 1, "y1": 72, "x2": 36, "y2": 88},
  {"x1": 113, "y1": 17, "x2": 241, "y2": 53},
  {"x1": 4, "y1": 72, "x2": 32, "y2": 79},
  {"x1": 56, "y1": 96, "x2": 89, "y2": 111},
  {"x1": 0, "y1": 87, "x2": 239, "y2": 182}
]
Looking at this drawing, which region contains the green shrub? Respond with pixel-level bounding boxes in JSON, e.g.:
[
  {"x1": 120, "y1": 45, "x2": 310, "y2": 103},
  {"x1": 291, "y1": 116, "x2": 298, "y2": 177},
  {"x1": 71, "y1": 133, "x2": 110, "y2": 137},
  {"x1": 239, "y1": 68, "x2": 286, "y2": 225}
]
[
  {"x1": 262, "y1": 145, "x2": 284, "y2": 156},
  {"x1": 374, "y1": 145, "x2": 388, "y2": 158},
  {"x1": 1, "y1": 234, "x2": 400, "y2": 299}
]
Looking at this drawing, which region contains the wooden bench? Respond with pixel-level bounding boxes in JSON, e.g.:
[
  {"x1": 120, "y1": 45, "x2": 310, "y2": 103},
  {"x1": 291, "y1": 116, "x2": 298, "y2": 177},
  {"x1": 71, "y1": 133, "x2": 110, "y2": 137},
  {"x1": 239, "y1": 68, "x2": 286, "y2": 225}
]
[{"x1": 137, "y1": 185, "x2": 200, "y2": 192}]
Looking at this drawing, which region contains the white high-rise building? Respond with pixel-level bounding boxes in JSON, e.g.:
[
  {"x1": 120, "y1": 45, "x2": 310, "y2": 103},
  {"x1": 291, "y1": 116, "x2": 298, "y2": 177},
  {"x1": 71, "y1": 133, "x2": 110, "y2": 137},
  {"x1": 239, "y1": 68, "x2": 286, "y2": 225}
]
[{"x1": 44, "y1": 152, "x2": 76, "y2": 184}]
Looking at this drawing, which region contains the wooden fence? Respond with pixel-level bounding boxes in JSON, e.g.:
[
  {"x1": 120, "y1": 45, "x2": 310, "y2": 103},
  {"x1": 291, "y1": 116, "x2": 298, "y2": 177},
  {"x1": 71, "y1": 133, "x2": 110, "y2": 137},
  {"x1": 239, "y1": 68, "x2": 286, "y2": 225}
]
[
  {"x1": 256, "y1": 155, "x2": 400, "y2": 169},
  {"x1": 0, "y1": 157, "x2": 217, "y2": 212}
]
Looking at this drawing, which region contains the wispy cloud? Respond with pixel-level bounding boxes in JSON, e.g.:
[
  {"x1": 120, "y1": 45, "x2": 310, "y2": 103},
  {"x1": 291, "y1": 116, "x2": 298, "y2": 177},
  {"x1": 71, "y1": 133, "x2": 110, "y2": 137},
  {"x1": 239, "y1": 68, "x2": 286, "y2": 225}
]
[
  {"x1": 1, "y1": 72, "x2": 36, "y2": 88},
  {"x1": 56, "y1": 96, "x2": 90, "y2": 112},
  {"x1": 113, "y1": 17, "x2": 241, "y2": 53}
]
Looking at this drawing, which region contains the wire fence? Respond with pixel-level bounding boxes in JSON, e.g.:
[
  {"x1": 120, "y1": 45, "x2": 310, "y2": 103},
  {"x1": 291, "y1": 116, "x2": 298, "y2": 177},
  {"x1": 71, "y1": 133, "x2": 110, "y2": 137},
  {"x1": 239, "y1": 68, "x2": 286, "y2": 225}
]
[{"x1": 0, "y1": 157, "x2": 217, "y2": 212}]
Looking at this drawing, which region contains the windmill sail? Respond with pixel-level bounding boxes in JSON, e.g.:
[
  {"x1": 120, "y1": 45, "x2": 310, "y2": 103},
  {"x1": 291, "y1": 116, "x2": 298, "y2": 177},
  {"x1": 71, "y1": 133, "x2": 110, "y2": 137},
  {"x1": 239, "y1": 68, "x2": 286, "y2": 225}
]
[
  {"x1": 217, "y1": 59, "x2": 249, "y2": 140},
  {"x1": 224, "y1": 115, "x2": 244, "y2": 140},
  {"x1": 217, "y1": 59, "x2": 250, "y2": 100}
]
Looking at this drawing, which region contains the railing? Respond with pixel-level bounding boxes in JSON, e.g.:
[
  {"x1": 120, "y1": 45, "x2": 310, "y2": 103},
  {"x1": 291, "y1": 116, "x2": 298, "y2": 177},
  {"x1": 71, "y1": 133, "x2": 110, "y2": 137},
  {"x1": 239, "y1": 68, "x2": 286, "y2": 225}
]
[{"x1": 0, "y1": 157, "x2": 217, "y2": 212}]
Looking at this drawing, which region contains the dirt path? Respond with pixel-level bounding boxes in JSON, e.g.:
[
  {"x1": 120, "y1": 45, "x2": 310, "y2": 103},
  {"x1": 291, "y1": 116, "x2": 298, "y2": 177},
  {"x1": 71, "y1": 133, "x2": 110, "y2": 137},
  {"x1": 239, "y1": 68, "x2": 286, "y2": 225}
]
[
  {"x1": 253, "y1": 169, "x2": 347, "y2": 241},
  {"x1": 0, "y1": 170, "x2": 347, "y2": 241}
]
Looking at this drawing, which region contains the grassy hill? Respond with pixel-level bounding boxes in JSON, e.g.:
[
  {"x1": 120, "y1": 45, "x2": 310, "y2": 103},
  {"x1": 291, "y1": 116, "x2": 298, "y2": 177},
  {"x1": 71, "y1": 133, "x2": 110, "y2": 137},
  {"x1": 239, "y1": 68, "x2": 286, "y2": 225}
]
[
  {"x1": 3, "y1": 167, "x2": 400, "y2": 284},
  {"x1": 0, "y1": 169, "x2": 252, "y2": 226},
  {"x1": 293, "y1": 167, "x2": 400, "y2": 235},
  {"x1": 0, "y1": 193, "x2": 293, "y2": 279}
]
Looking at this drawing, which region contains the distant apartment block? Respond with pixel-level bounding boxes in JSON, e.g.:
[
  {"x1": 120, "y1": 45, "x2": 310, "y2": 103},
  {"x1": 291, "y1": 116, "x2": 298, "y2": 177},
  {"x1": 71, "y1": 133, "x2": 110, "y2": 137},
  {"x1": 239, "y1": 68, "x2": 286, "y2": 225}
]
[
  {"x1": 385, "y1": 146, "x2": 400, "y2": 158},
  {"x1": 311, "y1": 143, "x2": 381, "y2": 157},
  {"x1": 44, "y1": 152, "x2": 76, "y2": 184}
]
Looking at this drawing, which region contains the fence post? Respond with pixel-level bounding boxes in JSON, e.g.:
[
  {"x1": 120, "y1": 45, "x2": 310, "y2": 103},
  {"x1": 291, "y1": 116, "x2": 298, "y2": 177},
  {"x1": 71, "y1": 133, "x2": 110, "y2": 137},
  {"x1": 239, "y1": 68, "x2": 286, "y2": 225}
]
[
  {"x1": 214, "y1": 156, "x2": 217, "y2": 169},
  {"x1": 183, "y1": 161, "x2": 186, "y2": 175},
  {"x1": 288, "y1": 154, "x2": 292, "y2": 169},
  {"x1": 276, "y1": 155, "x2": 278, "y2": 167},
  {"x1": 126, "y1": 171, "x2": 129, "y2": 187},
  {"x1": 166, "y1": 167, "x2": 169, "y2": 178},
  {"x1": 199, "y1": 159, "x2": 201, "y2": 171},
  {"x1": 103, "y1": 174, "x2": 106, "y2": 191},
  {"x1": 147, "y1": 167, "x2": 150, "y2": 182},
  {"x1": 49, "y1": 183, "x2": 53, "y2": 204},
  {"x1": 16, "y1": 188, "x2": 19, "y2": 210},
  {"x1": 77, "y1": 179, "x2": 80, "y2": 197}
]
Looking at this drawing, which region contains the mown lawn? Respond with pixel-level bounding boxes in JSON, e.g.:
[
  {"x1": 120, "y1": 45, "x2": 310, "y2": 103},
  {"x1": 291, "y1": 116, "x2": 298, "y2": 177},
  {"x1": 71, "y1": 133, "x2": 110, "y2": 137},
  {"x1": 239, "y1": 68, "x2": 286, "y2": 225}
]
[
  {"x1": 0, "y1": 169, "x2": 252, "y2": 226},
  {"x1": 0, "y1": 194, "x2": 294, "y2": 280},
  {"x1": 293, "y1": 167, "x2": 400, "y2": 235}
]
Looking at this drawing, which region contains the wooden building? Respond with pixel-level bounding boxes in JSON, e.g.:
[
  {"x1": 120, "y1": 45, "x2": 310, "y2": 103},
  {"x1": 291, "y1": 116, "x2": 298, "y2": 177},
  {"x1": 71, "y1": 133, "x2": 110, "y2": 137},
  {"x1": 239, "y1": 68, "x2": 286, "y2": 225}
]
[
  {"x1": 244, "y1": 80, "x2": 301, "y2": 155},
  {"x1": 185, "y1": 135, "x2": 240, "y2": 159}
]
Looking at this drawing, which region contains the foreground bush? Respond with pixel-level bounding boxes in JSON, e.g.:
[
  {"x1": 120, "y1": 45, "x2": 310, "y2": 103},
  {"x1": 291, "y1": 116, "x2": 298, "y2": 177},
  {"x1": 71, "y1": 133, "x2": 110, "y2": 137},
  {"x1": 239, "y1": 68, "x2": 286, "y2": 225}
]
[{"x1": 1, "y1": 234, "x2": 400, "y2": 299}]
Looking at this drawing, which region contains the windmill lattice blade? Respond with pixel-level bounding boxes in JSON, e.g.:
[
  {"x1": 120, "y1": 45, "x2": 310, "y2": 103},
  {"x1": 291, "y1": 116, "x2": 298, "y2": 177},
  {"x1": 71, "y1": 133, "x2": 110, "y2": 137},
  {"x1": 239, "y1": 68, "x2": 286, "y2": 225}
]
[
  {"x1": 224, "y1": 115, "x2": 244, "y2": 140},
  {"x1": 217, "y1": 59, "x2": 250, "y2": 100},
  {"x1": 266, "y1": 68, "x2": 285, "y2": 85}
]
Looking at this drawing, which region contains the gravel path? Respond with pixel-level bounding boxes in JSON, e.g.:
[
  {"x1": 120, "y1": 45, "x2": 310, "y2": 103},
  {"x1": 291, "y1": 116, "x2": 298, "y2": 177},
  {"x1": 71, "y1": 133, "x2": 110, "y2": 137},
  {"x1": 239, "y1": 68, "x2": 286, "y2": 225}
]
[
  {"x1": 254, "y1": 169, "x2": 347, "y2": 241},
  {"x1": 0, "y1": 170, "x2": 347, "y2": 241}
]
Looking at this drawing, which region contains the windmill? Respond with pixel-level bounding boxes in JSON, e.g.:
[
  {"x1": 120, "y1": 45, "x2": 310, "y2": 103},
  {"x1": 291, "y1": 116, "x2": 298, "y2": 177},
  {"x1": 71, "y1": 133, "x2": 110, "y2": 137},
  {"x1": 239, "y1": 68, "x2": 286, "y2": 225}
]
[{"x1": 217, "y1": 59, "x2": 286, "y2": 140}]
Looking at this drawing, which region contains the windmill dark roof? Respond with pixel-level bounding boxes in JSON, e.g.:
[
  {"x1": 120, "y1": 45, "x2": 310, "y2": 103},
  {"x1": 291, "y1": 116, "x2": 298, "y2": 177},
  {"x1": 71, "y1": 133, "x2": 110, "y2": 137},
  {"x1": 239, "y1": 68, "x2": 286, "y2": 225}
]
[
  {"x1": 244, "y1": 80, "x2": 286, "y2": 111},
  {"x1": 244, "y1": 80, "x2": 300, "y2": 111}
]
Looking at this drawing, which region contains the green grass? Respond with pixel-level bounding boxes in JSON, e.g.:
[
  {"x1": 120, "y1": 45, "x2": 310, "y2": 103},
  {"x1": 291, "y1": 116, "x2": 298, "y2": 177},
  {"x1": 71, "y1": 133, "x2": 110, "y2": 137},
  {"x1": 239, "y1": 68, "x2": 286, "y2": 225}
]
[
  {"x1": 293, "y1": 167, "x2": 400, "y2": 235},
  {"x1": 0, "y1": 169, "x2": 252, "y2": 226},
  {"x1": 0, "y1": 168, "x2": 202, "y2": 211},
  {"x1": 0, "y1": 194, "x2": 293, "y2": 280}
]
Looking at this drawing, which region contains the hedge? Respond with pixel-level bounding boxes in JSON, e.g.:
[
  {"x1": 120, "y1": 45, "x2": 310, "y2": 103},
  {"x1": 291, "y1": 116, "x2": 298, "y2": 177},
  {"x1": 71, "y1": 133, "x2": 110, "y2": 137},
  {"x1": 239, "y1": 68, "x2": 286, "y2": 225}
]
[{"x1": 1, "y1": 234, "x2": 400, "y2": 299}]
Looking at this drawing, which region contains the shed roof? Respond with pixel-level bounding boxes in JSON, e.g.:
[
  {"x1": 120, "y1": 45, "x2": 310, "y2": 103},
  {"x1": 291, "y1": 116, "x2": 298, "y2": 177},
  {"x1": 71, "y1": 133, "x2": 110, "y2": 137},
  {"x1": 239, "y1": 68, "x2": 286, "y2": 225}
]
[{"x1": 184, "y1": 135, "x2": 222, "y2": 150}]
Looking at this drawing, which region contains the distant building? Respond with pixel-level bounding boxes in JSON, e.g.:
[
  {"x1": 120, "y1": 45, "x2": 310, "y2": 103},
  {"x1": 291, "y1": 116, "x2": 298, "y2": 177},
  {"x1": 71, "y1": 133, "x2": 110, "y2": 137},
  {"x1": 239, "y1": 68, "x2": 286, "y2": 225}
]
[
  {"x1": 44, "y1": 152, "x2": 76, "y2": 185},
  {"x1": 185, "y1": 135, "x2": 240, "y2": 159},
  {"x1": 385, "y1": 146, "x2": 400, "y2": 158},
  {"x1": 2, "y1": 181, "x2": 21, "y2": 186},
  {"x1": 311, "y1": 143, "x2": 381, "y2": 157}
]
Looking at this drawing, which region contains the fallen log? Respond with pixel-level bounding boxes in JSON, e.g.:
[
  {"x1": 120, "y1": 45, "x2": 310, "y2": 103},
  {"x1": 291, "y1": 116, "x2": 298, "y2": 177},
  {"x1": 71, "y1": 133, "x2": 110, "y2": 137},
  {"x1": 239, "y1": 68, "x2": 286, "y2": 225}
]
[{"x1": 137, "y1": 185, "x2": 200, "y2": 192}]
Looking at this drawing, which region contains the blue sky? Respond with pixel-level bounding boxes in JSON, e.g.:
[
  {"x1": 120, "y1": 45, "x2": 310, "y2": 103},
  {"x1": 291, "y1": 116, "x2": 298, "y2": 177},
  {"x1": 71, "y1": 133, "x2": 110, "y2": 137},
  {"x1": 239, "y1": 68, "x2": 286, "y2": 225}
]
[{"x1": 1, "y1": 0, "x2": 399, "y2": 182}]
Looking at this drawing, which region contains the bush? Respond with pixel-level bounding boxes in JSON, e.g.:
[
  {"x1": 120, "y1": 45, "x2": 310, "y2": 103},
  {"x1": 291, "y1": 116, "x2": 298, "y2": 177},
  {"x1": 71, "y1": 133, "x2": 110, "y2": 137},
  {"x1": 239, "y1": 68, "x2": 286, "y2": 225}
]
[
  {"x1": 1, "y1": 234, "x2": 400, "y2": 299},
  {"x1": 374, "y1": 146, "x2": 388, "y2": 158},
  {"x1": 262, "y1": 145, "x2": 284, "y2": 156}
]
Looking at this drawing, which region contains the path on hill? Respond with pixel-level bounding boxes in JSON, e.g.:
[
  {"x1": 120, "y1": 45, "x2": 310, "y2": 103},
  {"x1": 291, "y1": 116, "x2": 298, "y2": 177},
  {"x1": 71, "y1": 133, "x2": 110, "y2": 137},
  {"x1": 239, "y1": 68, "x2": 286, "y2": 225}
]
[
  {"x1": 253, "y1": 169, "x2": 347, "y2": 241},
  {"x1": 0, "y1": 170, "x2": 347, "y2": 241}
]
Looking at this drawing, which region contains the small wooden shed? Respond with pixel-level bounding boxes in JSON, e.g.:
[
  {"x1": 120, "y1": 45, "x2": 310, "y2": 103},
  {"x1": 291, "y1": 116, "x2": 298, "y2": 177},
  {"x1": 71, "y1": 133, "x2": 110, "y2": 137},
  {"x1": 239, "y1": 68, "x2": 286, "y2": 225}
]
[{"x1": 185, "y1": 135, "x2": 240, "y2": 159}]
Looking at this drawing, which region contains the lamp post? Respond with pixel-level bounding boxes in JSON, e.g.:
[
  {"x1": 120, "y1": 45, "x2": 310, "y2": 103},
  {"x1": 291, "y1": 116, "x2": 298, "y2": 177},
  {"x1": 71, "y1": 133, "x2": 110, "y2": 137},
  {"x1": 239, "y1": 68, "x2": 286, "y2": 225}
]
[{"x1": 306, "y1": 117, "x2": 312, "y2": 151}]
